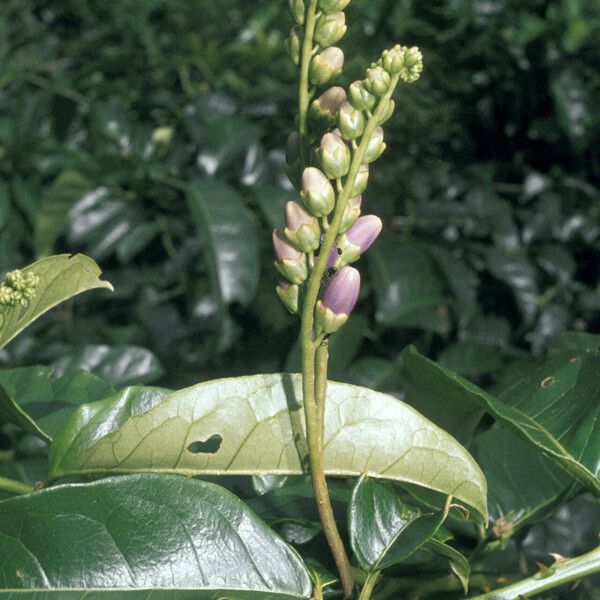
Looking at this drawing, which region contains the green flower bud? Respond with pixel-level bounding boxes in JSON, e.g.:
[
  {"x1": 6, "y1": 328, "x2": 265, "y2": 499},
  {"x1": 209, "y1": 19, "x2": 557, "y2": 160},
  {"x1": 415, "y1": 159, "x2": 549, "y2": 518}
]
[
  {"x1": 289, "y1": 0, "x2": 305, "y2": 25},
  {"x1": 318, "y1": 0, "x2": 351, "y2": 13},
  {"x1": 318, "y1": 131, "x2": 351, "y2": 179},
  {"x1": 301, "y1": 167, "x2": 335, "y2": 217},
  {"x1": 309, "y1": 47, "x2": 344, "y2": 87},
  {"x1": 338, "y1": 101, "x2": 366, "y2": 140},
  {"x1": 364, "y1": 66, "x2": 391, "y2": 96},
  {"x1": 309, "y1": 86, "x2": 347, "y2": 132},
  {"x1": 349, "y1": 80, "x2": 377, "y2": 112},
  {"x1": 276, "y1": 281, "x2": 300, "y2": 314},
  {"x1": 287, "y1": 26, "x2": 302, "y2": 65},
  {"x1": 363, "y1": 126, "x2": 385, "y2": 163},
  {"x1": 0, "y1": 269, "x2": 39, "y2": 307},
  {"x1": 377, "y1": 99, "x2": 395, "y2": 125},
  {"x1": 339, "y1": 195, "x2": 362, "y2": 234},
  {"x1": 349, "y1": 164, "x2": 369, "y2": 197},
  {"x1": 381, "y1": 45, "x2": 406, "y2": 76},
  {"x1": 273, "y1": 229, "x2": 308, "y2": 285},
  {"x1": 314, "y1": 11, "x2": 347, "y2": 48},
  {"x1": 284, "y1": 201, "x2": 321, "y2": 252},
  {"x1": 401, "y1": 46, "x2": 423, "y2": 82}
]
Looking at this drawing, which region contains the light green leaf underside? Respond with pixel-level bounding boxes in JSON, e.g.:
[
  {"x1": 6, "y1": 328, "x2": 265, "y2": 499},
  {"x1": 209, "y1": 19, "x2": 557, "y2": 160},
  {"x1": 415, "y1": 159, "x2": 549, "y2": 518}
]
[
  {"x1": 49, "y1": 374, "x2": 488, "y2": 521},
  {"x1": 0, "y1": 473, "x2": 311, "y2": 599},
  {"x1": 0, "y1": 254, "x2": 113, "y2": 350}
]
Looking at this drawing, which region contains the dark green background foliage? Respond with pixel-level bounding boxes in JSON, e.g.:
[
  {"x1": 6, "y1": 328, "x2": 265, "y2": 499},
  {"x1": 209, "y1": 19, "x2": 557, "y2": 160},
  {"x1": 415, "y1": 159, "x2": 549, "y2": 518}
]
[
  {"x1": 0, "y1": 2, "x2": 599, "y2": 597},
  {"x1": 1, "y1": 0, "x2": 599, "y2": 386}
]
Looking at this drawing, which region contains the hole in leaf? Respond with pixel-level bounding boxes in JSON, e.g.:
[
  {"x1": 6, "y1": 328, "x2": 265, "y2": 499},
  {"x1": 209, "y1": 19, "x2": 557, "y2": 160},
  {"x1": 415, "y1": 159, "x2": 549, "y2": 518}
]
[
  {"x1": 540, "y1": 376, "x2": 555, "y2": 388},
  {"x1": 187, "y1": 434, "x2": 223, "y2": 454}
]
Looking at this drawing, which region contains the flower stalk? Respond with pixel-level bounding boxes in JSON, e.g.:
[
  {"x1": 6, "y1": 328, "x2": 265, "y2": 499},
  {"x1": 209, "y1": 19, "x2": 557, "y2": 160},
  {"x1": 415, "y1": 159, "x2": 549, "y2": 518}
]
[{"x1": 279, "y1": 3, "x2": 423, "y2": 595}]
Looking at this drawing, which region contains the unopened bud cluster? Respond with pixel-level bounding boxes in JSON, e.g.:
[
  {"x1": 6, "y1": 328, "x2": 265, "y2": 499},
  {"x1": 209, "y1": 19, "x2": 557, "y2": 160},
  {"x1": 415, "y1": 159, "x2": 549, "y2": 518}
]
[
  {"x1": 279, "y1": 2, "x2": 423, "y2": 334},
  {"x1": 0, "y1": 270, "x2": 39, "y2": 307}
]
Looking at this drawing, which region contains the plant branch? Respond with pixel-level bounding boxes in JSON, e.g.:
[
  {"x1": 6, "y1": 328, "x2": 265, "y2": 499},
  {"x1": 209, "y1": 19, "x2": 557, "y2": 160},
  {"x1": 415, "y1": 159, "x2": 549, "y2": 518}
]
[
  {"x1": 0, "y1": 475, "x2": 34, "y2": 496},
  {"x1": 298, "y1": 0, "x2": 319, "y2": 167},
  {"x1": 469, "y1": 545, "x2": 600, "y2": 599},
  {"x1": 358, "y1": 571, "x2": 381, "y2": 600}
]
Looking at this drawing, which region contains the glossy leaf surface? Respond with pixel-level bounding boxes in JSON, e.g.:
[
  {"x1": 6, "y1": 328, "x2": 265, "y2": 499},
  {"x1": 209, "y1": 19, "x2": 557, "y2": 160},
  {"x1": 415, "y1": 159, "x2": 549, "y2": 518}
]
[
  {"x1": 0, "y1": 366, "x2": 114, "y2": 442},
  {"x1": 402, "y1": 346, "x2": 600, "y2": 495},
  {"x1": 0, "y1": 254, "x2": 113, "y2": 350},
  {"x1": 49, "y1": 374, "x2": 488, "y2": 519},
  {"x1": 349, "y1": 477, "x2": 449, "y2": 572},
  {"x1": 0, "y1": 473, "x2": 311, "y2": 599},
  {"x1": 476, "y1": 429, "x2": 572, "y2": 534}
]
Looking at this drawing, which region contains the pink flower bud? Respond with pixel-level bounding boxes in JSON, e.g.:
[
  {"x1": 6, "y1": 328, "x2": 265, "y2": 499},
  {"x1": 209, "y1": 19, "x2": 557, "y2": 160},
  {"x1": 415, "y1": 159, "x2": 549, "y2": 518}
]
[
  {"x1": 345, "y1": 215, "x2": 382, "y2": 253},
  {"x1": 273, "y1": 229, "x2": 302, "y2": 261},
  {"x1": 322, "y1": 266, "x2": 360, "y2": 315},
  {"x1": 284, "y1": 201, "x2": 316, "y2": 232}
]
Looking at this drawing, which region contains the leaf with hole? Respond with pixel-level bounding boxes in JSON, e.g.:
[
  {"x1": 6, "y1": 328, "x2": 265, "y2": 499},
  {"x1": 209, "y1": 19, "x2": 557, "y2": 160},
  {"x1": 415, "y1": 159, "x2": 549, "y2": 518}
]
[
  {"x1": 49, "y1": 373, "x2": 488, "y2": 520},
  {"x1": 0, "y1": 473, "x2": 312, "y2": 599}
]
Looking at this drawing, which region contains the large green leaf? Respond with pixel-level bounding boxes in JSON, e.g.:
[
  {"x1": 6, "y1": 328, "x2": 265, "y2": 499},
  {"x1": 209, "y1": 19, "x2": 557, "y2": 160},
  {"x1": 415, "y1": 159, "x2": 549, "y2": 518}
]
[
  {"x1": 49, "y1": 374, "x2": 488, "y2": 520},
  {"x1": 402, "y1": 346, "x2": 600, "y2": 495},
  {"x1": 475, "y1": 428, "x2": 573, "y2": 535},
  {"x1": 0, "y1": 473, "x2": 312, "y2": 599},
  {"x1": 187, "y1": 179, "x2": 260, "y2": 307},
  {"x1": 402, "y1": 346, "x2": 485, "y2": 441},
  {"x1": 367, "y1": 238, "x2": 447, "y2": 331},
  {"x1": 0, "y1": 254, "x2": 113, "y2": 350},
  {"x1": 0, "y1": 366, "x2": 115, "y2": 442},
  {"x1": 349, "y1": 477, "x2": 449, "y2": 573}
]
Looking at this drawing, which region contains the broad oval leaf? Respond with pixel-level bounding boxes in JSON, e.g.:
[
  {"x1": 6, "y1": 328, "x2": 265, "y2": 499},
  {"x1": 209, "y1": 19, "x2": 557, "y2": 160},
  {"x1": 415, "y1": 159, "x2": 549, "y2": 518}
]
[
  {"x1": 0, "y1": 473, "x2": 312, "y2": 599},
  {"x1": 0, "y1": 254, "x2": 113, "y2": 350},
  {"x1": 402, "y1": 346, "x2": 600, "y2": 495},
  {"x1": 349, "y1": 477, "x2": 449, "y2": 573},
  {"x1": 49, "y1": 374, "x2": 488, "y2": 520}
]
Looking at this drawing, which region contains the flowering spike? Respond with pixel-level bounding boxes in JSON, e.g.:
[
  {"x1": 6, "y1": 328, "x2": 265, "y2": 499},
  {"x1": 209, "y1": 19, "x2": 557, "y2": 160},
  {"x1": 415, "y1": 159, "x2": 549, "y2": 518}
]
[
  {"x1": 309, "y1": 47, "x2": 344, "y2": 87},
  {"x1": 301, "y1": 167, "x2": 335, "y2": 217},
  {"x1": 284, "y1": 201, "x2": 321, "y2": 252},
  {"x1": 318, "y1": 131, "x2": 351, "y2": 178},
  {"x1": 314, "y1": 11, "x2": 347, "y2": 48},
  {"x1": 309, "y1": 86, "x2": 347, "y2": 132},
  {"x1": 337, "y1": 215, "x2": 383, "y2": 265}
]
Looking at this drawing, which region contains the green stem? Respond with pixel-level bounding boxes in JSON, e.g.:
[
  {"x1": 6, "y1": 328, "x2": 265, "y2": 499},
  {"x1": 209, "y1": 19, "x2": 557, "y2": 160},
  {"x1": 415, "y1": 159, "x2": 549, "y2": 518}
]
[
  {"x1": 0, "y1": 475, "x2": 34, "y2": 496},
  {"x1": 469, "y1": 545, "x2": 600, "y2": 599},
  {"x1": 315, "y1": 338, "x2": 329, "y2": 450},
  {"x1": 358, "y1": 571, "x2": 381, "y2": 600},
  {"x1": 298, "y1": 0, "x2": 319, "y2": 167}
]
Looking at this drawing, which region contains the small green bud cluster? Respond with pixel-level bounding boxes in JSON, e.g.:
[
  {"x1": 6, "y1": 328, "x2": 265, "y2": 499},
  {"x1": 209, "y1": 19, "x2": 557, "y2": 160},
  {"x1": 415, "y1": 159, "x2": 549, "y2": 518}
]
[
  {"x1": 281, "y1": 5, "x2": 424, "y2": 333},
  {"x1": 0, "y1": 270, "x2": 39, "y2": 307}
]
